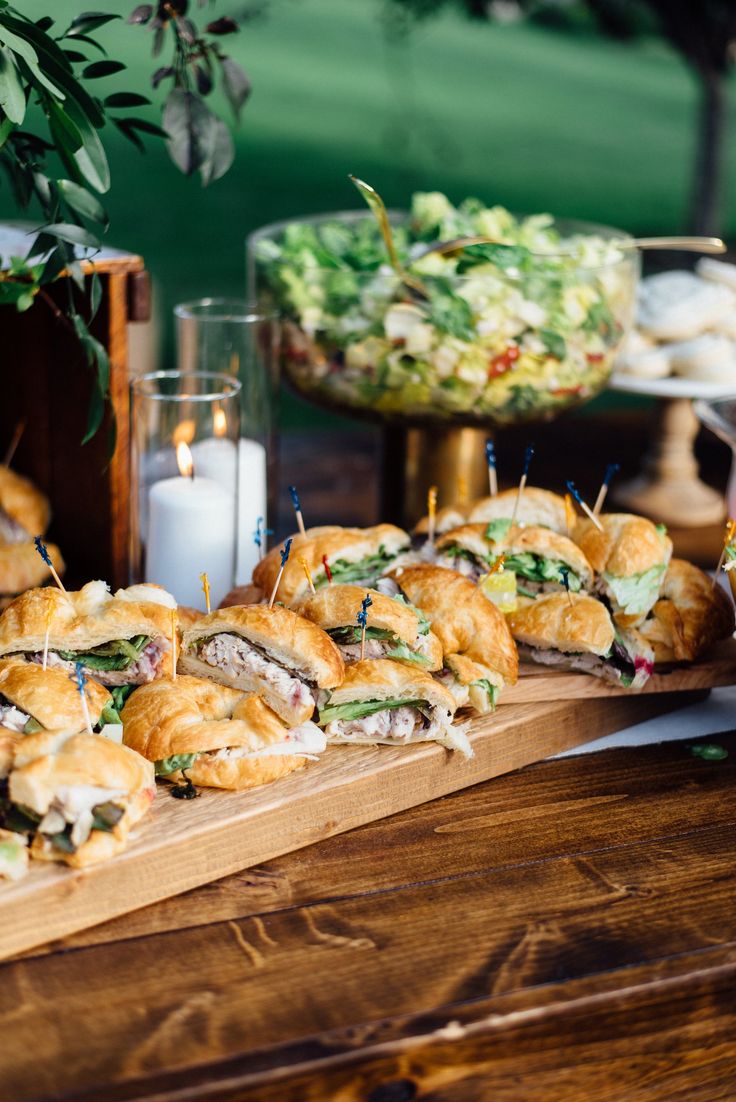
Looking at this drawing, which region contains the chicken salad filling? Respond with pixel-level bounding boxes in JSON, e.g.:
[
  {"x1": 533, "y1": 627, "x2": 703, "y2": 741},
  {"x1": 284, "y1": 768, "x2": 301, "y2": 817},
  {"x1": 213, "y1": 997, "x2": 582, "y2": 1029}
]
[{"x1": 193, "y1": 633, "x2": 316, "y2": 713}]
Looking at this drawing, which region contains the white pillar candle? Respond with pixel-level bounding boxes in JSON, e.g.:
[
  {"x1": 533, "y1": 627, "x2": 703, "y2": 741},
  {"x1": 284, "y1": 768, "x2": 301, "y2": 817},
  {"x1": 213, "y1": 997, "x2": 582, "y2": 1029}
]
[
  {"x1": 146, "y1": 475, "x2": 235, "y2": 609},
  {"x1": 191, "y1": 437, "x2": 268, "y2": 586}
]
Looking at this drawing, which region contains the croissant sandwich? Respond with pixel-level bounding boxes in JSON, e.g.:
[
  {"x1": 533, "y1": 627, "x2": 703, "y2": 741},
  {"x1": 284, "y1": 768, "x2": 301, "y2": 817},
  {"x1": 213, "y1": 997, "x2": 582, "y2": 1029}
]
[
  {"x1": 386, "y1": 564, "x2": 518, "y2": 713},
  {"x1": 122, "y1": 675, "x2": 326, "y2": 790},
  {"x1": 252, "y1": 524, "x2": 410, "y2": 607},
  {"x1": 573, "y1": 514, "x2": 672, "y2": 628},
  {"x1": 179, "y1": 604, "x2": 344, "y2": 726},
  {"x1": 296, "y1": 584, "x2": 442, "y2": 670},
  {"x1": 639, "y1": 559, "x2": 734, "y2": 663},
  {"x1": 509, "y1": 592, "x2": 654, "y2": 689},
  {"x1": 3, "y1": 732, "x2": 155, "y2": 868},
  {"x1": 468, "y1": 487, "x2": 567, "y2": 534},
  {"x1": 0, "y1": 581, "x2": 176, "y2": 687},
  {"x1": 318, "y1": 658, "x2": 472, "y2": 756},
  {"x1": 0, "y1": 657, "x2": 119, "y2": 778}
]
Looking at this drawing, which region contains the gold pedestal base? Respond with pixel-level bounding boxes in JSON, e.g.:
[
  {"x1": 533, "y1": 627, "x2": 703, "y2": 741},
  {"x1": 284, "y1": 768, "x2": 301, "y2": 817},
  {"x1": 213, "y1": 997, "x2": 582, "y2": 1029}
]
[{"x1": 387, "y1": 426, "x2": 489, "y2": 526}]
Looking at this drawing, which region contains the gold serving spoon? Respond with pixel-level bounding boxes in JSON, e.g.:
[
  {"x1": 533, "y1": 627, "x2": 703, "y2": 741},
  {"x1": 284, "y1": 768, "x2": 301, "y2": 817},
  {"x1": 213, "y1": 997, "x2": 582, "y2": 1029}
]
[
  {"x1": 415, "y1": 234, "x2": 727, "y2": 261},
  {"x1": 348, "y1": 175, "x2": 429, "y2": 297}
]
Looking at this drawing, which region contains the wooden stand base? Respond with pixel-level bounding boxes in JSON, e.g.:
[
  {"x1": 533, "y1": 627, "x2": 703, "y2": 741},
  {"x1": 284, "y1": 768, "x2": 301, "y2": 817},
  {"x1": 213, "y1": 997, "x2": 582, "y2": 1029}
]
[{"x1": 614, "y1": 397, "x2": 725, "y2": 527}]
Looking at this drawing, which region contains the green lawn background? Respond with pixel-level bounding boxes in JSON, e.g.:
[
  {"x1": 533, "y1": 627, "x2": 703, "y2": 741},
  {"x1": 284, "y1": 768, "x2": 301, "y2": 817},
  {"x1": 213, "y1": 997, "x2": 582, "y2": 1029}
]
[{"x1": 13, "y1": 1, "x2": 736, "y2": 426}]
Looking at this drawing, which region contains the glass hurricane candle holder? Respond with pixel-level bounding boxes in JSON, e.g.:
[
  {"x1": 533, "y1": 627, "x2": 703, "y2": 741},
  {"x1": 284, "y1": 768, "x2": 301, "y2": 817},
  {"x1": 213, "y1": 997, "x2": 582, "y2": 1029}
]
[
  {"x1": 130, "y1": 371, "x2": 241, "y2": 610},
  {"x1": 175, "y1": 299, "x2": 277, "y2": 584}
]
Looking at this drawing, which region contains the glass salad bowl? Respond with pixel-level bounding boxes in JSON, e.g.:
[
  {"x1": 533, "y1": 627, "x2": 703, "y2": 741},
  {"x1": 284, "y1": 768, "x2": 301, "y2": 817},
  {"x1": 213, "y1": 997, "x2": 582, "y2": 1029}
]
[{"x1": 247, "y1": 195, "x2": 641, "y2": 427}]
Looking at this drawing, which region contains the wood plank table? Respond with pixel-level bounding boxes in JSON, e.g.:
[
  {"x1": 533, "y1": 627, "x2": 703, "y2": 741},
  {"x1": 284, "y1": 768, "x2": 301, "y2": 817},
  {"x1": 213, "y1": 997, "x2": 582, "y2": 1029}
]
[{"x1": 3, "y1": 729, "x2": 735, "y2": 1101}]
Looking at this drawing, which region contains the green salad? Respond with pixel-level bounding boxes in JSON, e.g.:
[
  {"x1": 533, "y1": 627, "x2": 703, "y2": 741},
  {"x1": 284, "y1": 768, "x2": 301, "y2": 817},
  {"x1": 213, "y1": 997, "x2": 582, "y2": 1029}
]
[{"x1": 254, "y1": 192, "x2": 638, "y2": 424}]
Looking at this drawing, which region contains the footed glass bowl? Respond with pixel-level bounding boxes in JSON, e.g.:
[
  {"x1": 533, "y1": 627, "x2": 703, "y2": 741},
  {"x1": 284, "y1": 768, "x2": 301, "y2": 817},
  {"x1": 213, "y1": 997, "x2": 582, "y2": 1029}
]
[{"x1": 248, "y1": 210, "x2": 640, "y2": 427}]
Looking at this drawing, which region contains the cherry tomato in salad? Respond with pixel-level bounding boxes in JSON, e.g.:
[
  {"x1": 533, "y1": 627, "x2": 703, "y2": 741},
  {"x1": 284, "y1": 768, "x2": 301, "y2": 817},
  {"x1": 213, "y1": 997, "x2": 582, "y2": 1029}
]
[{"x1": 488, "y1": 345, "x2": 520, "y2": 379}]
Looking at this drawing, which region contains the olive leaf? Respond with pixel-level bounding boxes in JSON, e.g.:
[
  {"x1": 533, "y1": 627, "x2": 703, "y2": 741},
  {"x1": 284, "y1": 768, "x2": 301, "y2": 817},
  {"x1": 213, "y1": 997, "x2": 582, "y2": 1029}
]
[{"x1": 0, "y1": 45, "x2": 25, "y2": 124}]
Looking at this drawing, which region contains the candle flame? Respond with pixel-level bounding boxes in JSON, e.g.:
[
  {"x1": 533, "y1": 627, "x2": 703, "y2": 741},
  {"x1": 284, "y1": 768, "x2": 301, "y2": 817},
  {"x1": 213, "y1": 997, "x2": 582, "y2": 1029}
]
[
  {"x1": 176, "y1": 441, "x2": 195, "y2": 479},
  {"x1": 213, "y1": 407, "x2": 227, "y2": 438},
  {"x1": 173, "y1": 419, "x2": 196, "y2": 447}
]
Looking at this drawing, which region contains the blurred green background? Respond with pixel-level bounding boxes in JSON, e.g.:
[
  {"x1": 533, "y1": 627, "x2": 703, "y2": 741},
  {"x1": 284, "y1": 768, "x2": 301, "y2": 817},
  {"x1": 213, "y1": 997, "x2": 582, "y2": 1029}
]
[{"x1": 15, "y1": 1, "x2": 736, "y2": 427}]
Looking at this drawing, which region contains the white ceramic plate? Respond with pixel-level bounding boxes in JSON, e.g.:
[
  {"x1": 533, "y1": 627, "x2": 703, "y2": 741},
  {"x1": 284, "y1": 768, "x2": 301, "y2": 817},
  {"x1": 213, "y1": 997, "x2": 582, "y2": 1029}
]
[{"x1": 609, "y1": 372, "x2": 736, "y2": 400}]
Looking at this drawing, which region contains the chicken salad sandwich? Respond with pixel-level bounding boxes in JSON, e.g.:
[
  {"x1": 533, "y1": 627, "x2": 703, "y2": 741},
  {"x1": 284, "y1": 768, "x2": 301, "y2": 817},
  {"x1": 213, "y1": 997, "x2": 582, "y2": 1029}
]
[
  {"x1": 574, "y1": 514, "x2": 673, "y2": 628},
  {"x1": 318, "y1": 657, "x2": 472, "y2": 756},
  {"x1": 386, "y1": 564, "x2": 518, "y2": 713},
  {"x1": 122, "y1": 675, "x2": 327, "y2": 790},
  {"x1": 508, "y1": 592, "x2": 654, "y2": 689},
  {"x1": 296, "y1": 583, "x2": 442, "y2": 669},
  {"x1": 252, "y1": 524, "x2": 410, "y2": 608},
  {"x1": 2, "y1": 731, "x2": 155, "y2": 868},
  {"x1": 0, "y1": 581, "x2": 176, "y2": 687},
  {"x1": 179, "y1": 604, "x2": 344, "y2": 726}
]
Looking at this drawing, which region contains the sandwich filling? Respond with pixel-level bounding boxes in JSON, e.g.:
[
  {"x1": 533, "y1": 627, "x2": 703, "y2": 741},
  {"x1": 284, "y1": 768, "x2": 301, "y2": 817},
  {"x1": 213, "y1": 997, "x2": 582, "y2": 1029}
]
[
  {"x1": 0, "y1": 829, "x2": 28, "y2": 881},
  {"x1": 29, "y1": 636, "x2": 164, "y2": 687},
  {"x1": 435, "y1": 672, "x2": 498, "y2": 711},
  {"x1": 598, "y1": 564, "x2": 667, "y2": 618},
  {"x1": 154, "y1": 721, "x2": 326, "y2": 775},
  {"x1": 192, "y1": 633, "x2": 316, "y2": 712},
  {"x1": 0, "y1": 776, "x2": 129, "y2": 854},
  {"x1": 518, "y1": 630, "x2": 653, "y2": 689},
  {"x1": 320, "y1": 697, "x2": 472, "y2": 756},
  {"x1": 434, "y1": 545, "x2": 490, "y2": 583},
  {"x1": 501, "y1": 553, "x2": 583, "y2": 598},
  {"x1": 0, "y1": 686, "x2": 128, "y2": 738},
  {"x1": 326, "y1": 600, "x2": 434, "y2": 666},
  {"x1": 316, "y1": 543, "x2": 409, "y2": 589}
]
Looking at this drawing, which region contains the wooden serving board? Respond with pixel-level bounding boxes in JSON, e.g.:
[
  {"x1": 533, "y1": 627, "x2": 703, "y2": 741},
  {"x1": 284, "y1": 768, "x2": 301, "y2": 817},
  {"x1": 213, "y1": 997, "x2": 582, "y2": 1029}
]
[
  {"x1": 502, "y1": 638, "x2": 736, "y2": 705},
  {"x1": 0, "y1": 688, "x2": 710, "y2": 962}
]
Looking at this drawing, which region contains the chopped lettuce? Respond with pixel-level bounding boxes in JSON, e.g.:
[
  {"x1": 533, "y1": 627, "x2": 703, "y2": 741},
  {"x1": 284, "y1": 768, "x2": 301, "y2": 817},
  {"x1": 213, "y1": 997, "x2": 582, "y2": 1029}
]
[
  {"x1": 391, "y1": 593, "x2": 431, "y2": 634},
  {"x1": 318, "y1": 546, "x2": 405, "y2": 587},
  {"x1": 155, "y1": 752, "x2": 198, "y2": 776},
  {"x1": 444, "y1": 545, "x2": 488, "y2": 565},
  {"x1": 602, "y1": 564, "x2": 666, "y2": 616},
  {"x1": 471, "y1": 679, "x2": 498, "y2": 710},
  {"x1": 327, "y1": 625, "x2": 396, "y2": 646},
  {"x1": 503, "y1": 552, "x2": 582, "y2": 591},
  {"x1": 384, "y1": 641, "x2": 430, "y2": 667},
  {"x1": 97, "y1": 701, "x2": 123, "y2": 729},
  {"x1": 57, "y1": 635, "x2": 150, "y2": 672},
  {"x1": 485, "y1": 518, "x2": 512, "y2": 542},
  {"x1": 319, "y1": 697, "x2": 427, "y2": 725}
]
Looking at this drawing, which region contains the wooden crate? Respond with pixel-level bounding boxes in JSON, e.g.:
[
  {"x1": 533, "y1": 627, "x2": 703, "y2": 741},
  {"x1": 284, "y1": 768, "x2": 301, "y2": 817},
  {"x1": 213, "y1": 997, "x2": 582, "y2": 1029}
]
[{"x1": 0, "y1": 233, "x2": 149, "y2": 589}]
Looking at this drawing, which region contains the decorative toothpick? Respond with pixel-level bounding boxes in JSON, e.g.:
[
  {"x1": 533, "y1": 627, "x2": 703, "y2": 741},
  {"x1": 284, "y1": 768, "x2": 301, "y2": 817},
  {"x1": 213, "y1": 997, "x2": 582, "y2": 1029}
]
[
  {"x1": 288, "y1": 485, "x2": 306, "y2": 535},
  {"x1": 171, "y1": 608, "x2": 178, "y2": 681},
  {"x1": 322, "y1": 554, "x2": 333, "y2": 585},
  {"x1": 485, "y1": 439, "x2": 498, "y2": 498},
  {"x1": 566, "y1": 481, "x2": 603, "y2": 532},
  {"x1": 199, "y1": 572, "x2": 211, "y2": 614},
  {"x1": 427, "y1": 485, "x2": 438, "y2": 546},
  {"x1": 33, "y1": 535, "x2": 66, "y2": 592},
  {"x1": 489, "y1": 553, "x2": 506, "y2": 574},
  {"x1": 510, "y1": 444, "x2": 534, "y2": 528},
  {"x1": 564, "y1": 492, "x2": 577, "y2": 539},
  {"x1": 593, "y1": 463, "x2": 620, "y2": 517},
  {"x1": 42, "y1": 604, "x2": 52, "y2": 672},
  {"x1": 357, "y1": 593, "x2": 372, "y2": 661},
  {"x1": 269, "y1": 538, "x2": 293, "y2": 608},
  {"x1": 253, "y1": 517, "x2": 273, "y2": 562},
  {"x1": 714, "y1": 517, "x2": 736, "y2": 585},
  {"x1": 299, "y1": 556, "x2": 316, "y2": 594},
  {"x1": 71, "y1": 662, "x2": 93, "y2": 735},
  {"x1": 3, "y1": 419, "x2": 26, "y2": 467},
  {"x1": 560, "y1": 566, "x2": 573, "y2": 607}
]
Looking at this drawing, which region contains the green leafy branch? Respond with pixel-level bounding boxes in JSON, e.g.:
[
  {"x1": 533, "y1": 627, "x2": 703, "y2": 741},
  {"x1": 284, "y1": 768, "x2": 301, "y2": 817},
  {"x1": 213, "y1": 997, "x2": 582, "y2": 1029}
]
[{"x1": 0, "y1": 2, "x2": 252, "y2": 447}]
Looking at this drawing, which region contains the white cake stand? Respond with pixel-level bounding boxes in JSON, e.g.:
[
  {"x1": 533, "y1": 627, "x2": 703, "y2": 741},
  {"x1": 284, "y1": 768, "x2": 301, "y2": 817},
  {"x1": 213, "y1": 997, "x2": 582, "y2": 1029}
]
[{"x1": 607, "y1": 372, "x2": 736, "y2": 526}]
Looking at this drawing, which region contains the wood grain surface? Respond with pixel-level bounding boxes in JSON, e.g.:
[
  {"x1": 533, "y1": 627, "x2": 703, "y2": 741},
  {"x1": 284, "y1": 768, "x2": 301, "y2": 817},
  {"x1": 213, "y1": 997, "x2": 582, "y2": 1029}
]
[
  {"x1": 1, "y1": 730, "x2": 734, "y2": 1101},
  {"x1": 0, "y1": 690, "x2": 693, "y2": 962}
]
